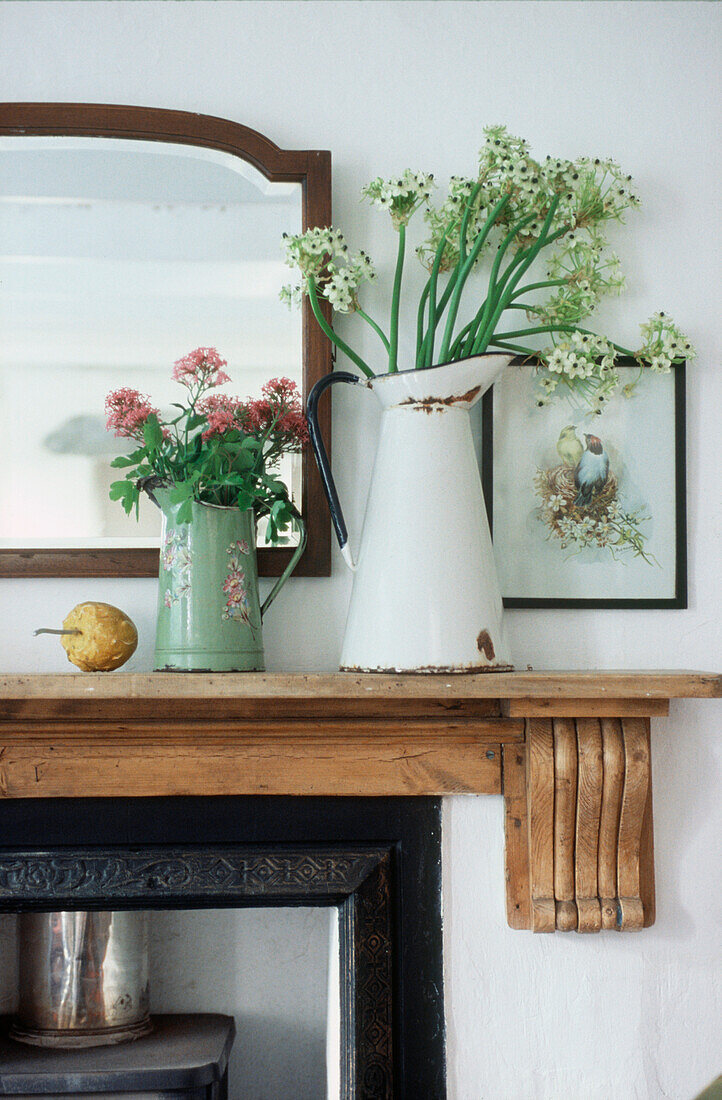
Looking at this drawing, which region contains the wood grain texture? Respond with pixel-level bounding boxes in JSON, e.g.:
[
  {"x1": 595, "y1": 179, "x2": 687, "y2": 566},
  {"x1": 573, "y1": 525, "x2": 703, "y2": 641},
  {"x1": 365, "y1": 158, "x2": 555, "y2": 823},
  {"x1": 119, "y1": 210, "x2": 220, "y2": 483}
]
[
  {"x1": 639, "y1": 736, "x2": 656, "y2": 928},
  {"x1": 503, "y1": 744, "x2": 530, "y2": 929},
  {"x1": 598, "y1": 719, "x2": 625, "y2": 929},
  {"x1": 617, "y1": 718, "x2": 651, "y2": 931},
  {"x1": 0, "y1": 718, "x2": 522, "y2": 743},
  {"x1": 505, "y1": 709, "x2": 663, "y2": 934},
  {"x1": 0, "y1": 102, "x2": 333, "y2": 579},
  {"x1": 553, "y1": 718, "x2": 578, "y2": 931},
  {"x1": 0, "y1": 673, "x2": 702, "y2": 932},
  {"x1": 505, "y1": 698, "x2": 669, "y2": 718},
  {"x1": 0, "y1": 736, "x2": 501, "y2": 798},
  {"x1": 0, "y1": 670, "x2": 718, "y2": 715},
  {"x1": 527, "y1": 719, "x2": 556, "y2": 933},
  {"x1": 574, "y1": 719, "x2": 603, "y2": 932}
]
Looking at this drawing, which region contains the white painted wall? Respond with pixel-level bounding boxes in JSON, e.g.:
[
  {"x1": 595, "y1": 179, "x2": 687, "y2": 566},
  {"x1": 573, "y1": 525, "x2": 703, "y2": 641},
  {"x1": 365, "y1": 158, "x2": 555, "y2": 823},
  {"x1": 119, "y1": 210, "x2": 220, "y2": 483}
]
[{"x1": 0, "y1": 3, "x2": 720, "y2": 1097}]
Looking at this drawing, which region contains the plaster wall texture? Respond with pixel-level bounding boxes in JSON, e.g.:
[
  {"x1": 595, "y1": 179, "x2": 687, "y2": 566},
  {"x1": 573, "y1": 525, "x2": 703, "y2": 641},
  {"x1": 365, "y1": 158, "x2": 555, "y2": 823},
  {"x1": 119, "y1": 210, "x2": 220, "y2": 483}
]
[{"x1": 0, "y1": 3, "x2": 720, "y2": 1097}]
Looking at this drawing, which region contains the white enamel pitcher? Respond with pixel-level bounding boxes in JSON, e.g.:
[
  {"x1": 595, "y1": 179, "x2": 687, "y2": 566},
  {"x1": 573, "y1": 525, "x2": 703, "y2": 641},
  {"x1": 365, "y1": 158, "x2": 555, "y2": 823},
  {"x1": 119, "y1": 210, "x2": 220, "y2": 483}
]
[{"x1": 307, "y1": 355, "x2": 514, "y2": 673}]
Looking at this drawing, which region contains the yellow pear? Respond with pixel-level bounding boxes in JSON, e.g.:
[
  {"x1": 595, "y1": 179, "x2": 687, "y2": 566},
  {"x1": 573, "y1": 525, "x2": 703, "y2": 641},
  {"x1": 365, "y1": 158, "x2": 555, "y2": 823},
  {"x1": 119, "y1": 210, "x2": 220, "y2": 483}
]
[{"x1": 54, "y1": 602, "x2": 138, "y2": 671}]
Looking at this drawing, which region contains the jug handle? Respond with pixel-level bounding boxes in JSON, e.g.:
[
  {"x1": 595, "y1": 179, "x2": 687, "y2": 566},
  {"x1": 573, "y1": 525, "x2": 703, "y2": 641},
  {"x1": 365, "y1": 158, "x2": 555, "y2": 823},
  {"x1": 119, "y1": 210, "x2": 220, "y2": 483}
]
[
  {"x1": 260, "y1": 512, "x2": 307, "y2": 621},
  {"x1": 307, "y1": 372, "x2": 361, "y2": 571}
]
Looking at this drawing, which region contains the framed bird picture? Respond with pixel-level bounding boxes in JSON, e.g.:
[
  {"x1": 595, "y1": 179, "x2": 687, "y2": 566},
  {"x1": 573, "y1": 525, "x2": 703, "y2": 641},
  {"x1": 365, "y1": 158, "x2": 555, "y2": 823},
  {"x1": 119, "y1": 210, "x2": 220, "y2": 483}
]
[{"x1": 480, "y1": 358, "x2": 687, "y2": 608}]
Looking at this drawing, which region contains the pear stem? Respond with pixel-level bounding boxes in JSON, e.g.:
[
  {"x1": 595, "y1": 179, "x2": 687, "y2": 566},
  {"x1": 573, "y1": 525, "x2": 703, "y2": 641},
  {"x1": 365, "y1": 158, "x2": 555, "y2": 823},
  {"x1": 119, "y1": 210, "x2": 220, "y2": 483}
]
[{"x1": 34, "y1": 628, "x2": 82, "y2": 636}]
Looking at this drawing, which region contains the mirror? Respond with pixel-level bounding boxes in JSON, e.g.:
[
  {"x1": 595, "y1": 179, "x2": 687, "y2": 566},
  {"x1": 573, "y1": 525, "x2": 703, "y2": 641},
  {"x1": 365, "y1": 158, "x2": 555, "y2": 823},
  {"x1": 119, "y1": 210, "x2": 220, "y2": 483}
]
[{"x1": 0, "y1": 105, "x2": 332, "y2": 577}]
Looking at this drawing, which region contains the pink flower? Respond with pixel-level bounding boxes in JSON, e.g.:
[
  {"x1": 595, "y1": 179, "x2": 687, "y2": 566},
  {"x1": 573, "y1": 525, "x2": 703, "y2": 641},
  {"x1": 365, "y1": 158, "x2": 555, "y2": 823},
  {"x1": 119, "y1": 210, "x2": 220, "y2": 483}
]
[
  {"x1": 262, "y1": 376, "x2": 299, "y2": 402},
  {"x1": 172, "y1": 347, "x2": 231, "y2": 389},
  {"x1": 277, "y1": 407, "x2": 310, "y2": 444},
  {"x1": 245, "y1": 397, "x2": 274, "y2": 433},
  {"x1": 105, "y1": 388, "x2": 160, "y2": 439},
  {"x1": 245, "y1": 378, "x2": 309, "y2": 446},
  {"x1": 198, "y1": 394, "x2": 244, "y2": 439}
]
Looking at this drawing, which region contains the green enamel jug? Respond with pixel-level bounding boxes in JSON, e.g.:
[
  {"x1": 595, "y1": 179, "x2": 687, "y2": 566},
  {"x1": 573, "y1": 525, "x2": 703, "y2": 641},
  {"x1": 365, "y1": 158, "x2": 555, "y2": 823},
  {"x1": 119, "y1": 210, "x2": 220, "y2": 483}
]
[{"x1": 153, "y1": 493, "x2": 306, "y2": 672}]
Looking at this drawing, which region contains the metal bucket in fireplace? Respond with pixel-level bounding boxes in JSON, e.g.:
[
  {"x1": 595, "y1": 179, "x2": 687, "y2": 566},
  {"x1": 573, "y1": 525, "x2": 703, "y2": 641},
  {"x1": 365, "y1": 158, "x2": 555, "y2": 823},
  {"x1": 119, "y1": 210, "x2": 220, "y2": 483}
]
[{"x1": 11, "y1": 911, "x2": 152, "y2": 1048}]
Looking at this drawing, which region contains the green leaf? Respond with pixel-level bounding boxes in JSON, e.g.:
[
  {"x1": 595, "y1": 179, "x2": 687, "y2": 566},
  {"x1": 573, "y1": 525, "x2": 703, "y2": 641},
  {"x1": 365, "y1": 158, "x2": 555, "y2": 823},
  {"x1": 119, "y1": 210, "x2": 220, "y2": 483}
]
[
  {"x1": 169, "y1": 481, "x2": 195, "y2": 503},
  {"x1": 110, "y1": 454, "x2": 139, "y2": 468},
  {"x1": 109, "y1": 481, "x2": 130, "y2": 501},
  {"x1": 241, "y1": 436, "x2": 262, "y2": 451},
  {"x1": 232, "y1": 450, "x2": 255, "y2": 472},
  {"x1": 176, "y1": 499, "x2": 193, "y2": 525},
  {"x1": 109, "y1": 479, "x2": 140, "y2": 518},
  {"x1": 236, "y1": 490, "x2": 253, "y2": 512},
  {"x1": 143, "y1": 415, "x2": 163, "y2": 450}
]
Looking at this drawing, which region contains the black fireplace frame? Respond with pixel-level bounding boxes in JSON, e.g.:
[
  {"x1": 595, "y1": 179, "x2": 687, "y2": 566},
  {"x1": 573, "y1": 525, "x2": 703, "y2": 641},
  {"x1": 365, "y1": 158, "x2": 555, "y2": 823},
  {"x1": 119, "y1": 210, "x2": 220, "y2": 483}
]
[{"x1": 0, "y1": 796, "x2": 445, "y2": 1100}]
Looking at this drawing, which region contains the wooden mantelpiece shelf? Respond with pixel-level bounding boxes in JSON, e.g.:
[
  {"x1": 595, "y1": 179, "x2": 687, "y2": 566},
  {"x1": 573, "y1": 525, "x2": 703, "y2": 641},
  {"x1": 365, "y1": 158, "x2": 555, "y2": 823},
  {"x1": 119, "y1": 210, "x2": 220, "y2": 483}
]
[{"x1": 1, "y1": 671, "x2": 719, "y2": 935}]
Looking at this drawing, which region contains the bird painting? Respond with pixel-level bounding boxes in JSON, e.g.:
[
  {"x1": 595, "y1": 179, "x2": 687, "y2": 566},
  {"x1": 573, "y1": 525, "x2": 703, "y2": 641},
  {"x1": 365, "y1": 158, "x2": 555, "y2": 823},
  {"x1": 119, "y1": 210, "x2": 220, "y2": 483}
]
[
  {"x1": 556, "y1": 425, "x2": 584, "y2": 467},
  {"x1": 574, "y1": 434, "x2": 609, "y2": 507}
]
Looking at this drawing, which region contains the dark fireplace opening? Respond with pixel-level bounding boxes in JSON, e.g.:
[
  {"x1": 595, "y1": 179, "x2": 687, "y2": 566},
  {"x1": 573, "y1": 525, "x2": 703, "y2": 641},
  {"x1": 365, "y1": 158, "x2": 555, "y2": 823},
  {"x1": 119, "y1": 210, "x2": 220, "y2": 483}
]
[{"x1": 0, "y1": 797, "x2": 445, "y2": 1100}]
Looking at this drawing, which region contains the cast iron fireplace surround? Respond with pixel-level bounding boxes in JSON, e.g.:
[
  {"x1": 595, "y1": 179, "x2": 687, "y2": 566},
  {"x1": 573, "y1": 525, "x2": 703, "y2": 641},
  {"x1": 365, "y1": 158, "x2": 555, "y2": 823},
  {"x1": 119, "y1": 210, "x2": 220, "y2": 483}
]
[{"x1": 0, "y1": 796, "x2": 445, "y2": 1100}]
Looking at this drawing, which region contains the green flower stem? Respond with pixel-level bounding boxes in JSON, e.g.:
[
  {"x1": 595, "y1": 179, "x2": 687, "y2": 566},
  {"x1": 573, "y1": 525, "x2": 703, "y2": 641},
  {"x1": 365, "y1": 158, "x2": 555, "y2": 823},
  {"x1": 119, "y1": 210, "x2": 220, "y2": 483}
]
[
  {"x1": 389, "y1": 223, "x2": 406, "y2": 372},
  {"x1": 487, "y1": 339, "x2": 537, "y2": 356},
  {"x1": 418, "y1": 266, "x2": 460, "y2": 367},
  {"x1": 473, "y1": 199, "x2": 563, "y2": 354},
  {"x1": 460, "y1": 303, "x2": 491, "y2": 358},
  {"x1": 356, "y1": 307, "x2": 390, "y2": 353},
  {"x1": 438, "y1": 192, "x2": 512, "y2": 364},
  {"x1": 308, "y1": 278, "x2": 373, "y2": 378},
  {"x1": 425, "y1": 226, "x2": 453, "y2": 368},
  {"x1": 449, "y1": 318, "x2": 478, "y2": 360},
  {"x1": 420, "y1": 191, "x2": 476, "y2": 367},
  {"x1": 492, "y1": 323, "x2": 636, "y2": 357},
  {"x1": 458, "y1": 211, "x2": 540, "y2": 358},
  {"x1": 457, "y1": 180, "x2": 484, "y2": 265},
  {"x1": 415, "y1": 283, "x2": 431, "y2": 367},
  {"x1": 509, "y1": 278, "x2": 567, "y2": 301},
  {"x1": 457, "y1": 212, "x2": 541, "y2": 358}
]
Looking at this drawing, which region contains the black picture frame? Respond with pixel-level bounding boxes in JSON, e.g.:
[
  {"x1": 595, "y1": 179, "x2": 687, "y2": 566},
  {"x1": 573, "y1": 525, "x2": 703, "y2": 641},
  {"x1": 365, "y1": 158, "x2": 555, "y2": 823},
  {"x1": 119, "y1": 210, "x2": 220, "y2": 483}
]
[{"x1": 481, "y1": 358, "x2": 687, "y2": 609}]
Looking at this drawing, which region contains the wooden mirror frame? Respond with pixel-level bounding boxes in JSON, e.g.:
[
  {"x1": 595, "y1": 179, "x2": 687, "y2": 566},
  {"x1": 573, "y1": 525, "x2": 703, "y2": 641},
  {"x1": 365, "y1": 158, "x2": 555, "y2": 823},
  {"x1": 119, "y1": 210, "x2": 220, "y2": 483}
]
[{"x1": 0, "y1": 103, "x2": 333, "y2": 577}]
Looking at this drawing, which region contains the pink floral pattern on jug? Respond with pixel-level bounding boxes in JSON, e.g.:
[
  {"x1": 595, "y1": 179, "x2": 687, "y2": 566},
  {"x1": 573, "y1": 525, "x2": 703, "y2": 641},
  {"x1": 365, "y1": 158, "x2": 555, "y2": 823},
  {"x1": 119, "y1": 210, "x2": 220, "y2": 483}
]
[{"x1": 222, "y1": 540, "x2": 252, "y2": 625}]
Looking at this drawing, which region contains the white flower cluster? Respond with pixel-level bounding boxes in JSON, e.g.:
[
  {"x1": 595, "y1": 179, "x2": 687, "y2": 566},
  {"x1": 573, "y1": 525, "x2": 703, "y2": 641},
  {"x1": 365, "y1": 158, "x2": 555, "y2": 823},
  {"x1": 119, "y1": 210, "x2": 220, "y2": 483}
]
[
  {"x1": 477, "y1": 126, "x2": 553, "y2": 226},
  {"x1": 280, "y1": 226, "x2": 375, "y2": 314},
  {"x1": 418, "y1": 175, "x2": 497, "y2": 271},
  {"x1": 362, "y1": 170, "x2": 435, "y2": 229},
  {"x1": 417, "y1": 127, "x2": 645, "y2": 286},
  {"x1": 557, "y1": 511, "x2": 615, "y2": 550},
  {"x1": 323, "y1": 251, "x2": 376, "y2": 313},
  {"x1": 282, "y1": 226, "x2": 346, "y2": 277},
  {"x1": 541, "y1": 156, "x2": 641, "y2": 234},
  {"x1": 637, "y1": 312, "x2": 694, "y2": 372},
  {"x1": 535, "y1": 332, "x2": 619, "y2": 410},
  {"x1": 545, "y1": 332, "x2": 615, "y2": 379},
  {"x1": 534, "y1": 230, "x2": 626, "y2": 326}
]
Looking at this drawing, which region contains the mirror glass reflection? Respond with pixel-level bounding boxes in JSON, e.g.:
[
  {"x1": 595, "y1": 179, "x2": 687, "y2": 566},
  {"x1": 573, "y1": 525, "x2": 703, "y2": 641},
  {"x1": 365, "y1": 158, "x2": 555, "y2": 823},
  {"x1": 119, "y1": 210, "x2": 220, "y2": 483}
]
[{"x1": 0, "y1": 137, "x2": 302, "y2": 549}]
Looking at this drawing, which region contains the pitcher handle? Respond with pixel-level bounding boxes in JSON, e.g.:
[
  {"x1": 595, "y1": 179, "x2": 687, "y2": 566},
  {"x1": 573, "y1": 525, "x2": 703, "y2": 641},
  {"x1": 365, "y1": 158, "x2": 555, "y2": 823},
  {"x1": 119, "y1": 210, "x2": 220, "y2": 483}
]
[
  {"x1": 260, "y1": 512, "x2": 307, "y2": 621},
  {"x1": 306, "y1": 371, "x2": 361, "y2": 571}
]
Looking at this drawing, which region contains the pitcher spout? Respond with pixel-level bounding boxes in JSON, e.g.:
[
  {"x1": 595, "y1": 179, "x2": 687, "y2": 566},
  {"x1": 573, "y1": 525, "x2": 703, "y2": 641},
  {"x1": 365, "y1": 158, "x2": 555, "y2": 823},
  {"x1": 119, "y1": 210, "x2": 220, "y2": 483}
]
[{"x1": 364, "y1": 353, "x2": 512, "y2": 411}]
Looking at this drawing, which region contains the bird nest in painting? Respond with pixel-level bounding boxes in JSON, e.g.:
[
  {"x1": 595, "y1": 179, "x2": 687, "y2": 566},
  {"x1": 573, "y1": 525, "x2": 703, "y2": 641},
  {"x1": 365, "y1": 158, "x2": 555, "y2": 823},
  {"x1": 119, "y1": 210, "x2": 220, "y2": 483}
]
[
  {"x1": 537, "y1": 464, "x2": 619, "y2": 520},
  {"x1": 534, "y1": 464, "x2": 656, "y2": 564}
]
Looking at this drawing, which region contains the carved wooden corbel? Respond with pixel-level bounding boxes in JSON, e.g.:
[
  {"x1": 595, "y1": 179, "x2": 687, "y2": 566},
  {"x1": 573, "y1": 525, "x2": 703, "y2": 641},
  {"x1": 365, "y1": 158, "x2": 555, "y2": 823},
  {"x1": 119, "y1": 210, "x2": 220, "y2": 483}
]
[{"x1": 503, "y1": 716, "x2": 655, "y2": 932}]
